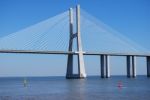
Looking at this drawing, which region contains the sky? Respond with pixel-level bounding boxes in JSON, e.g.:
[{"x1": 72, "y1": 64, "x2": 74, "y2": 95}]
[{"x1": 0, "y1": 0, "x2": 149, "y2": 77}]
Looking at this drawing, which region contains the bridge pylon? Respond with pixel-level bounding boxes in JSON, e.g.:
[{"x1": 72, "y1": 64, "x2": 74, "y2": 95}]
[{"x1": 66, "y1": 5, "x2": 86, "y2": 79}]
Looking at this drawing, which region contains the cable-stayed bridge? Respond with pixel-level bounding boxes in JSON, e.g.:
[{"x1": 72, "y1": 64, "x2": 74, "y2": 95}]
[{"x1": 0, "y1": 5, "x2": 150, "y2": 79}]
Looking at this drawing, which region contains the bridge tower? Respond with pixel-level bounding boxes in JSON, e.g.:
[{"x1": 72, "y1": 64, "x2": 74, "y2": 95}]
[{"x1": 66, "y1": 5, "x2": 86, "y2": 79}]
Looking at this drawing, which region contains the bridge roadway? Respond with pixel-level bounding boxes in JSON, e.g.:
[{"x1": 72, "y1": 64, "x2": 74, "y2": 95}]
[
  {"x1": 0, "y1": 49, "x2": 150, "y2": 78},
  {"x1": 0, "y1": 49, "x2": 150, "y2": 57}
]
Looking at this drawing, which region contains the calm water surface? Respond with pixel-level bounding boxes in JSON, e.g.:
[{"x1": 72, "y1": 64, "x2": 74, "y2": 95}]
[{"x1": 0, "y1": 76, "x2": 150, "y2": 100}]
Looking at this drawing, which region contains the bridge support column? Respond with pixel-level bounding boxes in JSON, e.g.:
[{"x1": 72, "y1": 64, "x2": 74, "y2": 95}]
[
  {"x1": 106, "y1": 56, "x2": 110, "y2": 78},
  {"x1": 66, "y1": 54, "x2": 73, "y2": 78},
  {"x1": 101, "y1": 55, "x2": 110, "y2": 78},
  {"x1": 127, "y1": 56, "x2": 131, "y2": 78},
  {"x1": 76, "y1": 5, "x2": 86, "y2": 78},
  {"x1": 126, "y1": 56, "x2": 136, "y2": 78},
  {"x1": 66, "y1": 5, "x2": 86, "y2": 79},
  {"x1": 132, "y1": 56, "x2": 136, "y2": 78},
  {"x1": 66, "y1": 8, "x2": 74, "y2": 78},
  {"x1": 147, "y1": 56, "x2": 150, "y2": 77},
  {"x1": 101, "y1": 55, "x2": 105, "y2": 78}
]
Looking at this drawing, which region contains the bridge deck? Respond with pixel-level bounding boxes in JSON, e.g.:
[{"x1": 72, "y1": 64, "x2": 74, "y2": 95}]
[{"x1": 0, "y1": 50, "x2": 150, "y2": 57}]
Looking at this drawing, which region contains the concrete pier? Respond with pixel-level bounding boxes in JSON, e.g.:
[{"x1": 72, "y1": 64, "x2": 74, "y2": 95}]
[
  {"x1": 127, "y1": 56, "x2": 131, "y2": 78},
  {"x1": 106, "y1": 56, "x2": 110, "y2": 78},
  {"x1": 132, "y1": 56, "x2": 136, "y2": 77},
  {"x1": 101, "y1": 55, "x2": 110, "y2": 78},
  {"x1": 76, "y1": 5, "x2": 86, "y2": 78},
  {"x1": 66, "y1": 5, "x2": 86, "y2": 79},
  {"x1": 147, "y1": 56, "x2": 150, "y2": 77},
  {"x1": 66, "y1": 8, "x2": 74, "y2": 78},
  {"x1": 126, "y1": 56, "x2": 136, "y2": 78},
  {"x1": 101, "y1": 55, "x2": 105, "y2": 78}
]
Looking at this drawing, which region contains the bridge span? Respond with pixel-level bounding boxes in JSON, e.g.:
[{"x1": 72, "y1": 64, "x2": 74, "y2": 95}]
[
  {"x1": 0, "y1": 49, "x2": 150, "y2": 57},
  {"x1": 0, "y1": 5, "x2": 150, "y2": 79},
  {"x1": 0, "y1": 49, "x2": 150, "y2": 78}
]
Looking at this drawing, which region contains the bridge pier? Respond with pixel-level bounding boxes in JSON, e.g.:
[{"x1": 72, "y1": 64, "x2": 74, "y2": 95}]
[
  {"x1": 76, "y1": 5, "x2": 86, "y2": 78},
  {"x1": 147, "y1": 56, "x2": 150, "y2": 77},
  {"x1": 66, "y1": 5, "x2": 86, "y2": 79},
  {"x1": 126, "y1": 56, "x2": 136, "y2": 78},
  {"x1": 132, "y1": 56, "x2": 136, "y2": 78},
  {"x1": 66, "y1": 54, "x2": 74, "y2": 78},
  {"x1": 100, "y1": 55, "x2": 110, "y2": 78},
  {"x1": 66, "y1": 7, "x2": 74, "y2": 78}
]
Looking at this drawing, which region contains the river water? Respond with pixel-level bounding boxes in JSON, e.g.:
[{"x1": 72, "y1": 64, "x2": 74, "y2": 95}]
[{"x1": 0, "y1": 76, "x2": 150, "y2": 100}]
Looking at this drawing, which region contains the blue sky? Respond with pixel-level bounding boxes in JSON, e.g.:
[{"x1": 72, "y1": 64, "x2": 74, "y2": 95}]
[{"x1": 0, "y1": 0, "x2": 149, "y2": 76}]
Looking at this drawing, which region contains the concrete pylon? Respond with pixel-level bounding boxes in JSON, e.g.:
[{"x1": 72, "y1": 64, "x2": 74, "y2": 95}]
[
  {"x1": 106, "y1": 56, "x2": 110, "y2": 78},
  {"x1": 76, "y1": 5, "x2": 86, "y2": 78},
  {"x1": 127, "y1": 56, "x2": 131, "y2": 78},
  {"x1": 66, "y1": 8, "x2": 74, "y2": 78},
  {"x1": 66, "y1": 5, "x2": 86, "y2": 79},
  {"x1": 147, "y1": 56, "x2": 150, "y2": 77},
  {"x1": 101, "y1": 55, "x2": 105, "y2": 78},
  {"x1": 132, "y1": 56, "x2": 136, "y2": 78},
  {"x1": 126, "y1": 56, "x2": 136, "y2": 78},
  {"x1": 100, "y1": 55, "x2": 110, "y2": 78}
]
